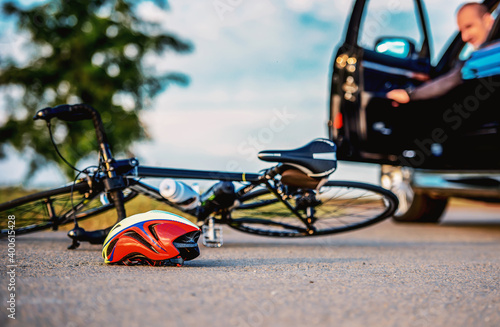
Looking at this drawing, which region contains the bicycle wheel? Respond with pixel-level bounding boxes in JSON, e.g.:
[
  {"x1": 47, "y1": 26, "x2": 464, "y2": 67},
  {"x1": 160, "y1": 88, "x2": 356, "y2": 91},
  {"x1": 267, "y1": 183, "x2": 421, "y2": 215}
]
[
  {"x1": 0, "y1": 182, "x2": 138, "y2": 237},
  {"x1": 229, "y1": 181, "x2": 398, "y2": 237}
]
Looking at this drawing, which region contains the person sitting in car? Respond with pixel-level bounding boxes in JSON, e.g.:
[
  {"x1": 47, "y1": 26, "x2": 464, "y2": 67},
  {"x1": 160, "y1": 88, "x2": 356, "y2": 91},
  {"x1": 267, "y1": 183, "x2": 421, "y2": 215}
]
[{"x1": 386, "y1": 2, "x2": 495, "y2": 104}]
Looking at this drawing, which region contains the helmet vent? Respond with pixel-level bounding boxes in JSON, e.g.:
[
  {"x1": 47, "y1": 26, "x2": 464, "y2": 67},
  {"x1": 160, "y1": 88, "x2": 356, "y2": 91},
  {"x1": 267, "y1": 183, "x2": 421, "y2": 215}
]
[
  {"x1": 173, "y1": 231, "x2": 201, "y2": 261},
  {"x1": 123, "y1": 230, "x2": 159, "y2": 254},
  {"x1": 174, "y1": 230, "x2": 201, "y2": 244},
  {"x1": 148, "y1": 223, "x2": 161, "y2": 242},
  {"x1": 106, "y1": 238, "x2": 119, "y2": 258}
]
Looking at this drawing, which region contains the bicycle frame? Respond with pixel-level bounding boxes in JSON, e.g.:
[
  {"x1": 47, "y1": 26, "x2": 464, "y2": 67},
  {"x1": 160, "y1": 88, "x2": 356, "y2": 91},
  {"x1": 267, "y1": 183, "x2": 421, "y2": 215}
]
[
  {"x1": 61, "y1": 157, "x2": 305, "y2": 247},
  {"x1": 121, "y1": 161, "x2": 309, "y2": 226},
  {"x1": 132, "y1": 165, "x2": 261, "y2": 183}
]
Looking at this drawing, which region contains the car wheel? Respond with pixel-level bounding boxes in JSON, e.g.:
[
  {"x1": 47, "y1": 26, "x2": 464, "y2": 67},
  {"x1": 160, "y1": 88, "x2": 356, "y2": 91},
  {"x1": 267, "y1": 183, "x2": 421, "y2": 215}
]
[{"x1": 380, "y1": 165, "x2": 448, "y2": 223}]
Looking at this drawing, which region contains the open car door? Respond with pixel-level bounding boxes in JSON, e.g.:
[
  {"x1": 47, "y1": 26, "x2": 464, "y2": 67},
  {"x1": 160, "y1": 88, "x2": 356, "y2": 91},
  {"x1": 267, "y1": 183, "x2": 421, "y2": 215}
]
[
  {"x1": 329, "y1": 0, "x2": 500, "y2": 170},
  {"x1": 328, "y1": 0, "x2": 432, "y2": 165}
]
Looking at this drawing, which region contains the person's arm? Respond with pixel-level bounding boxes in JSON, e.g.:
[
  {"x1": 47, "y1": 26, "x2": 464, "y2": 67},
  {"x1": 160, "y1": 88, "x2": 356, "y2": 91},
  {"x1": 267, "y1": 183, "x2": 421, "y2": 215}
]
[
  {"x1": 387, "y1": 62, "x2": 464, "y2": 103},
  {"x1": 408, "y1": 63, "x2": 463, "y2": 101}
]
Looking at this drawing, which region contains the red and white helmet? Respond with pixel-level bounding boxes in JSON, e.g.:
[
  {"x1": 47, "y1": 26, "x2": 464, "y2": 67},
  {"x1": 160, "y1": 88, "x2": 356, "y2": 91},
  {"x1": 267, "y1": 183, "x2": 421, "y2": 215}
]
[{"x1": 102, "y1": 210, "x2": 201, "y2": 266}]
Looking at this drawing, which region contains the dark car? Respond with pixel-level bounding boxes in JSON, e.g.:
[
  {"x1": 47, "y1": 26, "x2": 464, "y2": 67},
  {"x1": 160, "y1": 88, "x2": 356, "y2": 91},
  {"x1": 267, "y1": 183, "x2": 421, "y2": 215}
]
[{"x1": 328, "y1": 0, "x2": 500, "y2": 222}]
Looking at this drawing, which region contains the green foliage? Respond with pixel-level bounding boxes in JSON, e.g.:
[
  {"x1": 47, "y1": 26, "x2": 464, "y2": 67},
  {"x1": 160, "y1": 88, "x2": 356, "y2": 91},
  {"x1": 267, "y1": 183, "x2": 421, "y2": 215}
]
[{"x1": 0, "y1": 0, "x2": 192, "y2": 179}]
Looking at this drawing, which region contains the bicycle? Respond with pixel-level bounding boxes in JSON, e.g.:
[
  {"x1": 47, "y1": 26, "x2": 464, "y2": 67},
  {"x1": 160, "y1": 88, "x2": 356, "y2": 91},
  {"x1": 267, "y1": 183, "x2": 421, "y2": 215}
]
[{"x1": 0, "y1": 104, "x2": 398, "y2": 249}]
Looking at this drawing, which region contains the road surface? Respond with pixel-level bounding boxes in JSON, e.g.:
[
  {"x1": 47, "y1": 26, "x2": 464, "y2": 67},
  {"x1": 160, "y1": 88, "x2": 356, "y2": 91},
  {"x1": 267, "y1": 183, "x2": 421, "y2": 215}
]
[{"x1": 1, "y1": 200, "x2": 499, "y2": 327}]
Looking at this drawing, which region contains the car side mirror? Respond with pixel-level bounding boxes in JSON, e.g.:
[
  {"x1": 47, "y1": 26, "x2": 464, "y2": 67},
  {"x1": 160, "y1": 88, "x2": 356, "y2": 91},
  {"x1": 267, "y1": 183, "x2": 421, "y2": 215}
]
[{"x1": 374, "y1": 37, "x2": 416, "y2": 59}]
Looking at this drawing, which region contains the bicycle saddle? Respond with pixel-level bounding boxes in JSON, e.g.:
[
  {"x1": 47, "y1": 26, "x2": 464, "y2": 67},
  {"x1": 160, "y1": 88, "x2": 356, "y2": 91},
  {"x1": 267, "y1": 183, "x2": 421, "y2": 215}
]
[{"x1": 258, "y1": 138, "x2": 337, "y2": 178}]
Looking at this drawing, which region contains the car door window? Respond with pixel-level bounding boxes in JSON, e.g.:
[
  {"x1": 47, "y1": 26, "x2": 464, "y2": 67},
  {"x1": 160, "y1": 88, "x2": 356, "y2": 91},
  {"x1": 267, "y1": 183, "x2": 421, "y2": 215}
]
[{"x1": 358, "y1": 0, "x2": 423, "y2": 54}]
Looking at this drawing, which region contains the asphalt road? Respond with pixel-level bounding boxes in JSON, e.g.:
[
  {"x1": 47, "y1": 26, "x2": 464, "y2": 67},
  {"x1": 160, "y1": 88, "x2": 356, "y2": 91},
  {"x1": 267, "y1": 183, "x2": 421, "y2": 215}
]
[{"x1": 1, "y1": 200, "x2": 499, "y2": 327}]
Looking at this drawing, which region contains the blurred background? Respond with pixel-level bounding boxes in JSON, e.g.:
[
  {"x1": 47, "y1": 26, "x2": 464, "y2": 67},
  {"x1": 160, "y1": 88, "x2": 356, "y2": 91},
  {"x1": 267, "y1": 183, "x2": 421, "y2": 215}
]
[{"x1": 0, "y1": 0, "x2": 472, "y2": 188}]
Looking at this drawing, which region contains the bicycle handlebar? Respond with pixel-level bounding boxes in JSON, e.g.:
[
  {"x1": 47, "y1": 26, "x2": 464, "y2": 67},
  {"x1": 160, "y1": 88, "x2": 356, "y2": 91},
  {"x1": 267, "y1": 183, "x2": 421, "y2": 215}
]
[
  {"x1": 34, "y1": 104, "x2": 92, "y2": 121},
  {"x1": 33, "y1": 103, "x2": 109, "y2": 147},
  {"x1": 34, "y1": 104, "x2": 128, "y2": 244}
]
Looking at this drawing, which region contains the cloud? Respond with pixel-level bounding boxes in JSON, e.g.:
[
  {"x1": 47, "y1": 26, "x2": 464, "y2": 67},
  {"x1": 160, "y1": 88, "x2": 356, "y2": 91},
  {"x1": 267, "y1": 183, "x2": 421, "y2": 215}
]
[
  {"x1": 135, "y1": 1, "x2": 169, "y2": 23},
  {"x1": 284, "y1": 0, "x2": 354, "y2": 21},
  {"x1": 211, "y1": 0, "x2": 277, "y2": 27},
  {"x1": 137, "y1": 0, "x2": 278, "y2": 41},
  {"x1": 138, "y1": 98, "x2": 326, "y2": 170},
  {"x1": 0, "y1": 26, "x2": 32, "y2": 65}
]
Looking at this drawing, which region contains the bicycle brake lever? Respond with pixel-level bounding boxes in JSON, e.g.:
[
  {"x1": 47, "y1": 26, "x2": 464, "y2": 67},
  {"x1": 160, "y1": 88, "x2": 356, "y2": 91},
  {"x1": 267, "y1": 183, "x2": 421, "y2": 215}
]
[
  {"x1": 68, "y1": 239, "x2": 81, "y2": 250},
  {"x1": 67, "y1": 226, "x2": 83, "y2": 249},
  {"x1": 67, "y1": 226, "x2": 108, "y2": 248}
]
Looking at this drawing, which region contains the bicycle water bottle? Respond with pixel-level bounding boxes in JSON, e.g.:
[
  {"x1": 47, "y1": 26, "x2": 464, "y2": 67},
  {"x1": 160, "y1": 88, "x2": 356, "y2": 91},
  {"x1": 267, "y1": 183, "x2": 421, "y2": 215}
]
[{"x1": 159, "y1": 179, "x2": 200, "y2": 210}]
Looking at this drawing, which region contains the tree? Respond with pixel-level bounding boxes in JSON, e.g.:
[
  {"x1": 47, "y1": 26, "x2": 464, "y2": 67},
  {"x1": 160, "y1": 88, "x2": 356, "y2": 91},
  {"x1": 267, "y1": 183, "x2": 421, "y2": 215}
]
[{"x1": 0, "y1": 0, "x2": 192, "y2": 179}]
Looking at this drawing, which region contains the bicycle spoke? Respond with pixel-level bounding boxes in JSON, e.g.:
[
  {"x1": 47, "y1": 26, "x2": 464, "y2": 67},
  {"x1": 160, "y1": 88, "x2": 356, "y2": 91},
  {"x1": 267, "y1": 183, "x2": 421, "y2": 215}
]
[{"x1": 230, "y1": 181, "x2": 397, "y2": 237}]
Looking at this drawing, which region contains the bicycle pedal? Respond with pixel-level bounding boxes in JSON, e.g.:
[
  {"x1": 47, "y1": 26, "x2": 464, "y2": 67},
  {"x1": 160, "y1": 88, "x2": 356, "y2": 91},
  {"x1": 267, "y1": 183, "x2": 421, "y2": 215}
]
[{"x1": 202, "y1": 224, "x2": 223, "y2": 248}]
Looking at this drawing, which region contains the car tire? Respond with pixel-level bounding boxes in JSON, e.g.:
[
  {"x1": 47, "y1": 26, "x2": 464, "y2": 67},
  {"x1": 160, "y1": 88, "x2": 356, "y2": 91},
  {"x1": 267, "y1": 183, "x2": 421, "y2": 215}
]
[{"x1": 380, "y1": 165, "x2": 448, "y2": 223}]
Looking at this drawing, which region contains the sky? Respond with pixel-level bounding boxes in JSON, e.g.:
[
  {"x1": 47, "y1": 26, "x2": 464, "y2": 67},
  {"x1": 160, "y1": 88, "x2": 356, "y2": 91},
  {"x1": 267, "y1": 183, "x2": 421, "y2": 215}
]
[{"x1": 0, "y1": 0, "x2": 477, "y2": 188}]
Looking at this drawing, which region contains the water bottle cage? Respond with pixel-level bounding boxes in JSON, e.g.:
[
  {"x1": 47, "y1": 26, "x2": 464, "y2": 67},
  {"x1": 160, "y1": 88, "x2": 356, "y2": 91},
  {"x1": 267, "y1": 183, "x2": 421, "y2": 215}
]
[{"x1": 176, "y1": 196, "x2": 199, "y2": 207}]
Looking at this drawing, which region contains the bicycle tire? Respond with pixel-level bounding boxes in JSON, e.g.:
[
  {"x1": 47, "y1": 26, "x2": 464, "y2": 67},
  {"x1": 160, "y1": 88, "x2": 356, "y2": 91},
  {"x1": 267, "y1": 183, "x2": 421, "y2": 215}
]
[
  {"x1": 229, "y1": 181, "x2": 398, "y2": 237},
  {"x1": 0, "y1": 182, "x2": 137, "y2": 237}
]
